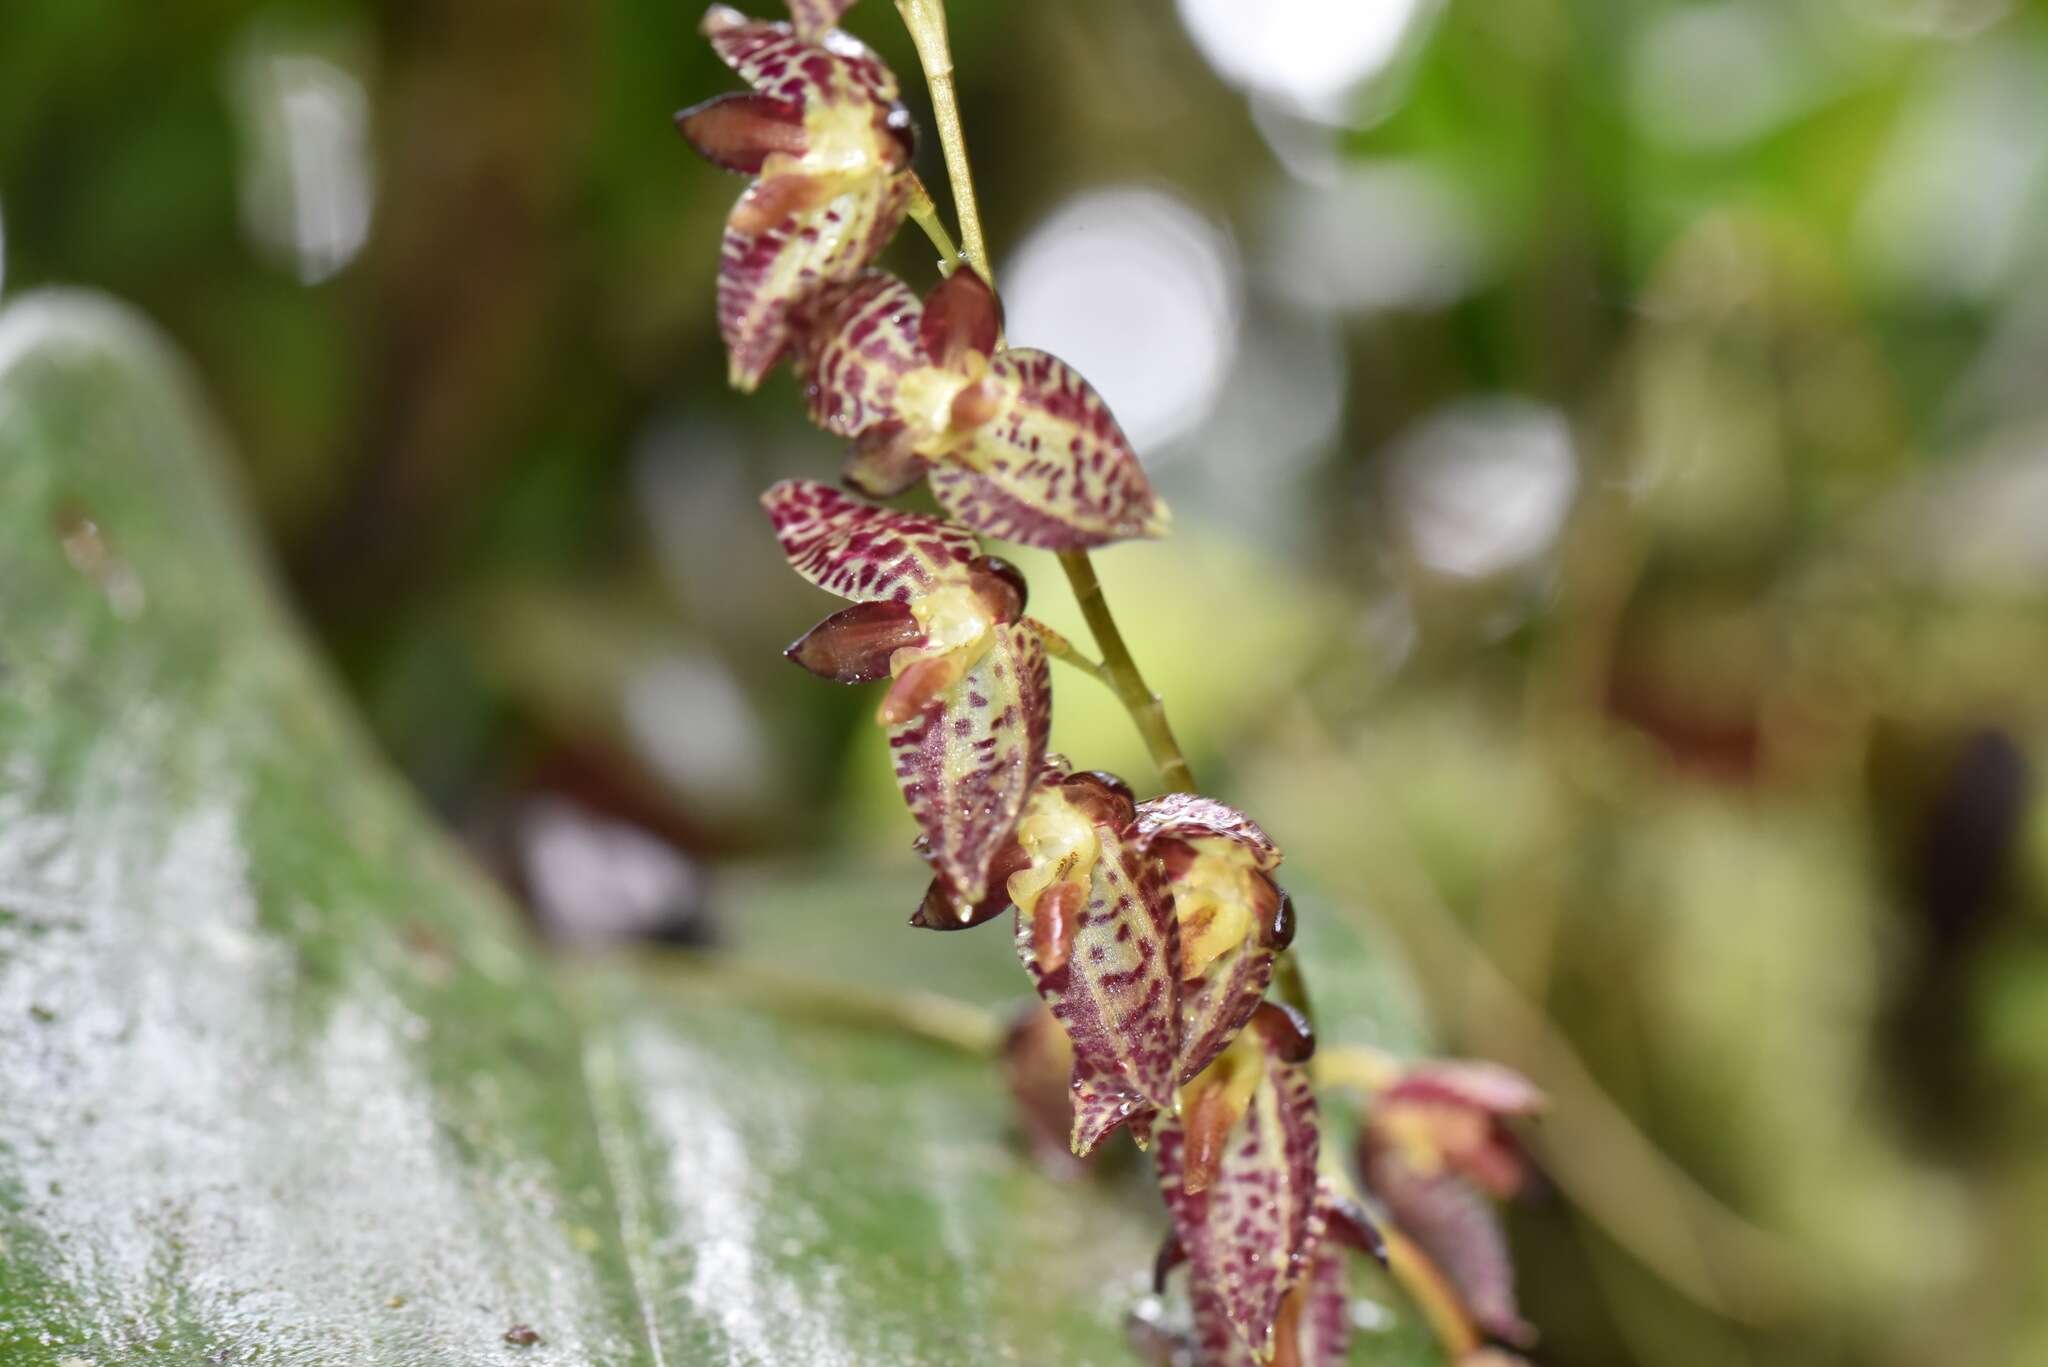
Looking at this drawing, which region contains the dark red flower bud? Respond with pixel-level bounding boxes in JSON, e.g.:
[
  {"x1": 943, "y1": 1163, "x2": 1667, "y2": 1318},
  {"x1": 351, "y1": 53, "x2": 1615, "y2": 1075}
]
[
  {"x1": 967, "y1": 554, "x2": 1028, "y2": 623},
  {"x1": 1151, "y1": 1228, "x2": 1188, "y2": 1294},
  {"x1": 784, "y1": 600, "x2": 925, "y2": 683},
  {"x1": 1266, "y1": 882, "x2": 1296, "y2": 950},
  {"x1": 919, "y1": 266, "x2": 1003, "y2": 369},
  {"x1": 1061, "y1": 769, "x2": 1136, "y2": 829},
  {"x1": 1252, "y1": 999, "x2": 1316, "y2": 1063}
]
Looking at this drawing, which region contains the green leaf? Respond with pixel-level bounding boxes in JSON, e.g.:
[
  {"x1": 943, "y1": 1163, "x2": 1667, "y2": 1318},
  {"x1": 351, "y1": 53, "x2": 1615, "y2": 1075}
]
[{"x1": 0, "y1": 292, "x2": 1434, "y2": 1364}]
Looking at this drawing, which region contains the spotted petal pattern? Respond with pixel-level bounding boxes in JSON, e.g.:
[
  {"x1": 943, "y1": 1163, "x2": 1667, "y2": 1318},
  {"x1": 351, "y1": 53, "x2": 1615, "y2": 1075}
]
[
  {"x1": 1363, "y1": 1150, "x2": 1534, "y2": 1347},
  {"x1": 928, "y1": 347, "x2": 1169, "y2": 549},
  {"x1": 761, "y1": 479, "x2": 977, "y2": 603},
  {"x1": 888, "y1": 623, "x2": 1050, "y2": 905},
  {"x1": 719, "y1": 172, "x2": 910, "y2": 390},
  {"x1": 1157, "y1": 1029, "x2": 1322, "y2": 1360},
  {"x1": 703, "y1": 6, "x2": 898, "y2": 107},
  {"x1": 1014, "y1": 825, "x2": 1181, "y2": 1156},
  {"x1": 1136, "y1": 794, "x2": 1287, "y2": 1087},
  {"x1": 1175, "y1": 935, "x2": 1274, "y2": 1090},
  {"x1": 1134, "y1": 793, "x2": 1282, "y2": 871},
  {"x1": 795, "y1": 272, "x2": 923, "y2": 440},
  {"x1": 695, "y1": 8, "x2": 910, "y2": 389}
]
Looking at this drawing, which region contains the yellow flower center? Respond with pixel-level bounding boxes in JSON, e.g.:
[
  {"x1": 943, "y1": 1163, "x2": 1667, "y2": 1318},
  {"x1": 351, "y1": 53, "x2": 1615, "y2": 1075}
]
[
  {"x1": 1172, "y1": 845, "x2": 1259, "y2": 981},
  {"x1": 1007, "y1": 791, "x2": 1099, "y2": 920}
]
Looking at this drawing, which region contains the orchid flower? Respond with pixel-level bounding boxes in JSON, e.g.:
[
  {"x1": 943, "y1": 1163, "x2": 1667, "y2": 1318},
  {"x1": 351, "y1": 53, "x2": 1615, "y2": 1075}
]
[
  {"x1": 1358, "y1": 1057, "x2": 1545, "y2": 1348},
  {"x1": 1134, "y1": 793, "x2": 1291, "y2": 1087},
  {"x1": 1153, "y1": 1004, "x2": 1325, "y2": 1361},
  {"x1": 1001, "y1": 764, "x2": 1184, "y2": 1156},
  {"x1": 763, "y1": 479, "x2": 1049, "y2": 906},
  {"x1": 793, "y1": 268, "x2": 1171, "y2": 548},
  {"x1": 677, "y1": 4, "x2": 915, "y2": 390}
]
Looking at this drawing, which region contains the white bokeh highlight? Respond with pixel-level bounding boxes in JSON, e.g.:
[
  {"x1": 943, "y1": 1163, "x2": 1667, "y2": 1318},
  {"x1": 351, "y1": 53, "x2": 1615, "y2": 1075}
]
[
  {"x1": 1390, "y1": 397, "x2": 1578, "y2": 579},
  {"x1": 1177, "y1": 0, "x2": 1426, "y2": 119},
  {"x1": 1002, "y1": 188, "x2": 1240, "y2": 458},
  {"x1": 232, "y1": 40, "x2": 375, "y2": 284}
]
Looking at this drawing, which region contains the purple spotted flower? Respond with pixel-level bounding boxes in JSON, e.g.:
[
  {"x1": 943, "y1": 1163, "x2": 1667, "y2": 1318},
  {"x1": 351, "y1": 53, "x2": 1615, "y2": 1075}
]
[
  {"x1": 1152, "y1": 1005, "x2": 1326, "y2": 1361},
  {"x1": 793, "y1": 267, "x2": 1170, "y2": 548},
  {"x1": 1133, "y1": 793, "x2": 1291, "y2": 1088},
  {"x1": 763, "y1": 480, "x2": 1049, "y2": 906},
  {"x1": 1358, "y1": 1057, "x2": 1545, "y2": 1348},
  {"x1": 677, "y1": 3, "x2": 915, "y2": 390},
  {"x1": 997, "y1": 764, "x2": 1185, "y2": 1157}
]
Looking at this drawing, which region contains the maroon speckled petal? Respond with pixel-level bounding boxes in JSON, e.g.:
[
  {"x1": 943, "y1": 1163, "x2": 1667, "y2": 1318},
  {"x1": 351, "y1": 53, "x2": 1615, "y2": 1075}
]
[
  {"x1": 888, "y1": 623, "x2": 1050, "y2": 905},
  {"x1": 1365, "y1": 1148, "x2": 1535, "y2": 1347},
  {"x1": 1068, "y1": 1051, "x2": 1159, "y2": 1159},
  {"x1": 926, "y1": 347, "x2": 1169, "y2": 550},
  {"x1": 702, "y1": 5, "x2": 899, "y2": 108},
  {"x1": 675, "y1": 90, "x2": 807, "y2": 174},
  {"x1": 1175, "y1": 934, "x2": 1274, "y2": 1087},
  {"x1": 919, "y1": 267, "x2": 1002, "y2": 369},
  {"x1": 718, "y1": 171, "x2": 910, "y2": 390},
  {"x1": 795, "y1": 271, "x2": 925, "y2": 440},
  {"x1": 1134, "y1": 793, "x2": 1283, "y2": 871},
  {"x1": 786, "y1": 0, "x2": 857, "y2": 41},
  {"x1": 1157, "y1": 1028, "x2": 1322, "y2": 1360},
  {"x1": 761, "y1": 479, "x2": 977, "y2": 603},
  {"x1": 1014, "y1": 824, "x2": 1181, "y2": 1154}
]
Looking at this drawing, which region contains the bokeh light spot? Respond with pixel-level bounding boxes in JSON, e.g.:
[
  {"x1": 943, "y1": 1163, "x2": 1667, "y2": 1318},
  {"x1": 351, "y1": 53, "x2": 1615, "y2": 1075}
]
[{"x1": 1002, "y1": 188, "x2": 1240, "y2": 457}]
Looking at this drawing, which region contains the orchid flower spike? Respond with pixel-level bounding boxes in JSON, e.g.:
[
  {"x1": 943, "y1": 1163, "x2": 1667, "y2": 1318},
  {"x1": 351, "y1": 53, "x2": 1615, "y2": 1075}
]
[
  {"x1": 764, "y1": 480, "x2": 1049, "y2": 906},
  {"x1": 677, "y1": 4, "x2": 916, "y2": 389},
  {"x1": 795, "y1": 268, "x2": 1171, "y2": 548}
]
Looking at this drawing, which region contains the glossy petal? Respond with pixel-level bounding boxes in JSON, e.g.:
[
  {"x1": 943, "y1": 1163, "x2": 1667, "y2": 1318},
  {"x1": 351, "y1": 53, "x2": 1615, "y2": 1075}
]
[
  {"x1": 919, "y1": 267, "x2": 1002, "y2": 370},
  {"x1": 888, "y1": 623, "x2": 1050, "y2": 905},
  {"x1": 702, "y1": 6, "x2": 899, "y2": 109},
  {"x1": 675, "y1": 90, "x2": 807, "y2": 174},
  {"x1": 795, "y1": 271, "x2": 924, "y2": 440},
  {"x1": 761, "y1": 479, "x2": 977, "y2": 603},
  {"x1": 1157, "y1": 1027, "x2": 1321, "y2": 1360},
  {"x1": 926, "y1": 347, "x2": 1169, "y2": 549},
  {"x1": 1011, "y1": 809, "x2": 1181, "y2": 1155},
  {"x1": 786, "y1": 0, "x2": 858, "y2": 41},
  {"x1": 783, "y1": 599, "x2": 924, "y2": 682},
  {"x1": 718, "y1": 170, "x2": 910, "y2": 390}
]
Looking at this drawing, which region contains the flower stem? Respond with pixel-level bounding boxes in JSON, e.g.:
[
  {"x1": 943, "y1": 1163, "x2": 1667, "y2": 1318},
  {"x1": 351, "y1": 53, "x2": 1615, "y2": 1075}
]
[
  {"x1": 1025, "y1": 615, "x2": 1112, "y2": 688},
  {"x1": 1383, "y1": 1226, "x2": 1487, "y2": 1357},
  {"x1": 894, "y1": 0, "x2": 990, "y2": 283},
  {"x1": 906, "y1": 174, "x2": 963, "y2": 274},
  {"x1": 1057, "y1": 549, "x2": 1198, "y2": 793}
]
